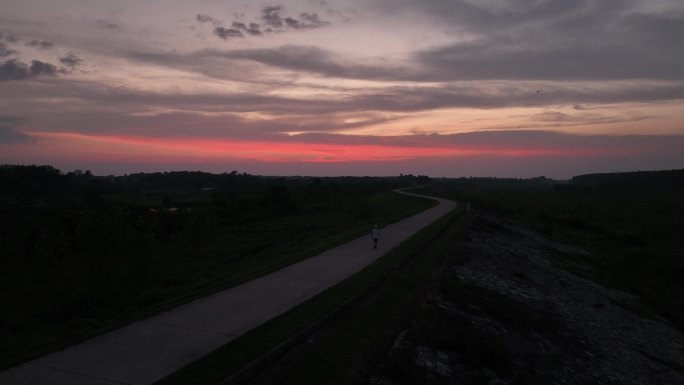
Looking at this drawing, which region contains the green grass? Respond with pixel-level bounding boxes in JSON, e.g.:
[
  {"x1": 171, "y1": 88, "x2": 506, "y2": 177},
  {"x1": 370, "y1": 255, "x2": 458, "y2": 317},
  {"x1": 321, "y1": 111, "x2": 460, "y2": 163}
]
[
  {"x1": 155, "y1": 203, "x2": 470, "y2": 385},
  {"x1": 0, "y1": 190, "x2": 434, "y2": 370}
]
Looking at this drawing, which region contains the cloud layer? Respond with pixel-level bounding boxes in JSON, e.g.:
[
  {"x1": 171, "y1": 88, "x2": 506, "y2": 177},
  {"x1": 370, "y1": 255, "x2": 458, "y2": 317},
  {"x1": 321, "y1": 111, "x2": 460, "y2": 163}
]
[
  {"x1": 0, "y1": 59, "x2": 57, "y2": 81},
  {"x1": 1, "y1": 0, "x2": 683, "y2": 176},
  {"x1": 196, "y1": 5, "x2": 332, "y2": 40}
]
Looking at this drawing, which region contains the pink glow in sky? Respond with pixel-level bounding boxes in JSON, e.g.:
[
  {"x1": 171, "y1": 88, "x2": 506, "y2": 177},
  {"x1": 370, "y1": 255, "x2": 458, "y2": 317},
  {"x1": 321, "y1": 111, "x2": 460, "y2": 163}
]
[
  {"x1": 1, "y1": 0, "x2": 684, "y2": 177},
  {"x1": 27, "y1": 131, "x2": 623, "y2": 162}
]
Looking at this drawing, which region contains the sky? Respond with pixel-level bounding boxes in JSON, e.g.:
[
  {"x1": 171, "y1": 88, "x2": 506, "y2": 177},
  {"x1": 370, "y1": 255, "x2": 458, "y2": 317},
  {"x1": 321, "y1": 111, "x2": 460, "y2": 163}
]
[{"x1": 1, "y1": 0, "x2": 683, "y2": 178}]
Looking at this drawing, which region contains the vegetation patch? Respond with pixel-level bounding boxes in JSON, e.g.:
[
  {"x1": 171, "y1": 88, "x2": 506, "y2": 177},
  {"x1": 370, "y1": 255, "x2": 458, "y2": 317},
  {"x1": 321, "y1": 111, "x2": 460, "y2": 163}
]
[{"x1": 0, "y1": 165, "x2": 435, "y2": 370}]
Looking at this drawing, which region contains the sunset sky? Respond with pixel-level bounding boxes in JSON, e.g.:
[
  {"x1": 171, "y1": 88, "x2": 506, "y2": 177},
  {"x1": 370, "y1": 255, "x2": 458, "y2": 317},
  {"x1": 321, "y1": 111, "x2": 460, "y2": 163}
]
[{"x1": 1, "y1": 0, "x2": 683, "y2": 178}]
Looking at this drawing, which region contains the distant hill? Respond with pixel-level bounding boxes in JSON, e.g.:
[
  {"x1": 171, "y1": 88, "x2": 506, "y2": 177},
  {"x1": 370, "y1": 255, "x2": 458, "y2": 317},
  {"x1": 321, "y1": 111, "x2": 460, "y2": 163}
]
[{"x1": 571, "y1": 169, "x2": 684, "y2": 190}]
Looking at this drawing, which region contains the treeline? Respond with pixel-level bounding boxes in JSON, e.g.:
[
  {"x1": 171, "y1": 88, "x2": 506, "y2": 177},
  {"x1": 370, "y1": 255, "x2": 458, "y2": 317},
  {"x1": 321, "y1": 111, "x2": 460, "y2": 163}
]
[
  {"x1": 0, "y1": 164, "x2": 70, "y2": 195},
  {"x1": 0, "y1": 164, "x2": 434, "y2": 225},
  {"x1": 0, "y1": 164, "x2": 428, "y2": 198},
  {"x1": 0, "y1": 165, "x2": 266, "y2": 196},
  {"x1": 438, "y1": 175, "x2": 554, "y2": 187}
]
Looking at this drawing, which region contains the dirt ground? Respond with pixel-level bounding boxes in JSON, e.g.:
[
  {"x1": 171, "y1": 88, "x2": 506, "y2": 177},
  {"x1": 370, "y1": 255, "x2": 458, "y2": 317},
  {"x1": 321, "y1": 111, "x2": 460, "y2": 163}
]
[{"x1": 370, "y1": 214, "x2": 684, "y2": 385}]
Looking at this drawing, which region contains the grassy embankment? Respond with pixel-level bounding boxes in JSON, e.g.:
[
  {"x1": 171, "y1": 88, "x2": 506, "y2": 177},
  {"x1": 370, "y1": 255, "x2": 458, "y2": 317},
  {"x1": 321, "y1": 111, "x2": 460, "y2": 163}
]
[
  {"x1": 0, "y1": 172, "x2": 434, "y2": 370},
  {"x1": 424, "y1": 173, "x2": 684, "y2": 331},
  {"x1": 156, "y1": 199, "x2": 470, "y2": 385}
]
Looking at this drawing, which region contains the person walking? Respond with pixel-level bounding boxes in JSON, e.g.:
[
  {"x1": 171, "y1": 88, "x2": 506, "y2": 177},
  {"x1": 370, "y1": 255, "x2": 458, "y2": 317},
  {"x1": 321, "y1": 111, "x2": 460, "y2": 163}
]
[{"x1": 371, "y1": 225, "x2": 381, "y2": 249}]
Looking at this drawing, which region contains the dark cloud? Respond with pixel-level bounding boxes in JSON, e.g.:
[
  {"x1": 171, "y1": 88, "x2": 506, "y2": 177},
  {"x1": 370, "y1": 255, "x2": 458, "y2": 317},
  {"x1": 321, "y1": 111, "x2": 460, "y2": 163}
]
[
  {"x1": 0, "y1": 116, "x2": 33, "y2": 143},
  {"x1": 203, "y1": 5, "x2": 331, "y2": 41},
  {"x1": 232, "y1": 22, "x2": 263, "y2": 36},
  {"x1": 262, "y1": 5, "x2": 285, "y2": 28},
  {"x1": 214, "y1": 27, "x2": 244, "y2": 39},
  {"x1": 59, "y1": 53, "x2": 83, "y2": 68},
  {"x1": 261, "y1": 5, "x2": 330, "y2": 31},
  {"x1": 30, "y1": 60, "x2": 57, "y2": 76},
  {"x1": 0, "y1": 59, "x2": 57, "y2": 81},
  {"x1": 0, "y1": 115, "x2": 26, "y2": 125},
  {"x1": 296, "y1": 12, "x2": 330, "y2": 29},
  {"x1": 415, "y1": 35, "x2": 684, "y2": 81},
  {"x1": 205, "y1": 45, "x2": 396, "y2": 80},
  {"x1": 393, "y1": 0, "x2": 684, "y2": 81},
  {"x1": 196, "y1": 14, "x2": 214, "y2": 23},
  {"x1": 200, "y1": 42, "x2": 680, "y2": 87},
  {"x1": 26, "y1": 40, "x2": 53, "y2": 50},
  {"x1": 198, "y1": 15, "x2": 263, "y2": 38},
  {"x1": 284, "y1": 17, "x2": 301, "y2": 29},
  {"x1": 0, "y1": 60, "x2": 27, "y2": 80},
  {"x1": 0, "y1": 126, "x2": 34, "y2": 143},
  {"x1": 0, "y1": 43, "x2": 17, "y2": 57},
  {"x1": 197, "y1": 14, "x2": 221, "y2": 25}
]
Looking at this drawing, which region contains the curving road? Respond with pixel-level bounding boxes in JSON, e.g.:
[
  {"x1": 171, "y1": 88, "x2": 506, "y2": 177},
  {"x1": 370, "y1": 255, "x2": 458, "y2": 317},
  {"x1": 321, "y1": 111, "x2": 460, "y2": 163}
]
[{"x1": 0, "y1": 189, "x2": 456, "y2": 385}]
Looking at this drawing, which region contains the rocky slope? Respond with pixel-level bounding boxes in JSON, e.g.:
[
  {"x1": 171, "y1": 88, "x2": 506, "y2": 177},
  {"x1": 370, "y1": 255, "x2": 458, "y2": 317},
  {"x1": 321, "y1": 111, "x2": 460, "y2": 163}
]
[{"x1": 371, "y1": 214, "x2": 684, "y2": 385}]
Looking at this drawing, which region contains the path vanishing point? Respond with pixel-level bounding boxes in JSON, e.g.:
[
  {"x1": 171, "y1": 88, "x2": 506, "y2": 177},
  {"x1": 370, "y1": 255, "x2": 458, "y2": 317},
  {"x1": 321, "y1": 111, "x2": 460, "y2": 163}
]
[{"x1": 0, "y1": 189, "x2": 456, "y2": 385}]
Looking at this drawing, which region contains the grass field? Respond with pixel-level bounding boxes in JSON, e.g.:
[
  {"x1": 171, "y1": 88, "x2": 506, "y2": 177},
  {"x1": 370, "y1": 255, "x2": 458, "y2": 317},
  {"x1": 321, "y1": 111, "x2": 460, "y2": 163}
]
[
  {"x1": 156, "y1": 201, "x2": 469, "y2": 385},
  {"x1": 424, "y1": 175, "x2": 684, "y2": 332},
  {"x1": 0, "y1": 170, "x2": 435, "y2": 370}
]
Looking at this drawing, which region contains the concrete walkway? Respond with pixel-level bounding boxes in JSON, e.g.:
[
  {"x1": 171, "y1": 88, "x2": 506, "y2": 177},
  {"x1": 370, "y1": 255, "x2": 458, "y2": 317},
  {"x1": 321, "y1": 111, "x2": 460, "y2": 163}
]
[{"x1": 0, "y1": 189, "x2": 456, "y2": 385}]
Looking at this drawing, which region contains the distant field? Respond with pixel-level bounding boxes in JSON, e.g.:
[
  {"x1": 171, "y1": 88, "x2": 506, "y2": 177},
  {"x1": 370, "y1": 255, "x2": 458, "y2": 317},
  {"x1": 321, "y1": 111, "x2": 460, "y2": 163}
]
[{"x1": 0, "y1": 166, "x2": 434, "y2": 369}]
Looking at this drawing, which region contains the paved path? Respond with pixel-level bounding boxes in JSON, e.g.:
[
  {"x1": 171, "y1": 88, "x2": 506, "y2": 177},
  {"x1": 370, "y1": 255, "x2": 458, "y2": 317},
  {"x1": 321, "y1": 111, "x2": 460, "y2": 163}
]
[{"x1": 0, "y1": 189, "x2": 456, "y2": 385}]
